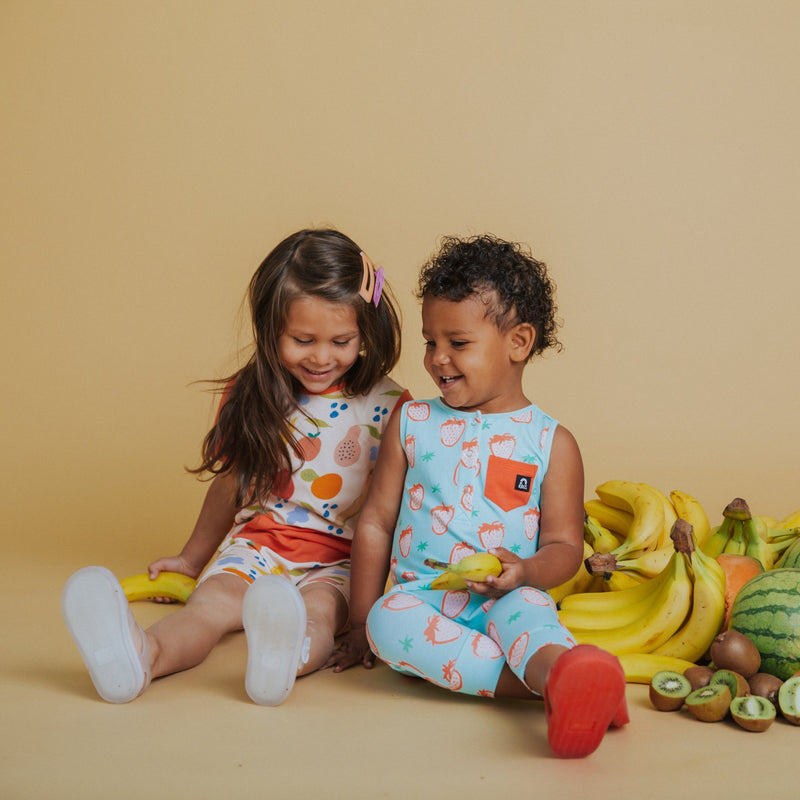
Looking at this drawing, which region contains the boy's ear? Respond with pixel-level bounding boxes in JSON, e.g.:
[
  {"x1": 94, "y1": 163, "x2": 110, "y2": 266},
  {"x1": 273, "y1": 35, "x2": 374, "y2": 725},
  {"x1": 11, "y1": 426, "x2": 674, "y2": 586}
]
[{"x1": 508, "y1": 323, "x2": 536, "y2": 362}]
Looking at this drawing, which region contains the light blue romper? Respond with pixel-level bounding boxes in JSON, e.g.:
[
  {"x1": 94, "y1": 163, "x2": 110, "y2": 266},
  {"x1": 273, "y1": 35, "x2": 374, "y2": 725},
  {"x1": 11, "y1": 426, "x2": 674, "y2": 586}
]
[{"x1": 366, "y1": 398, "x2": 575, "y2": 696}]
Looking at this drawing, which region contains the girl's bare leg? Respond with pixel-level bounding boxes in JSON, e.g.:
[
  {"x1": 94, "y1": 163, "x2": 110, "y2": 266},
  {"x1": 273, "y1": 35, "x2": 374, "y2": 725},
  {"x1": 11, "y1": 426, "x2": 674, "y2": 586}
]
[
  {"x1": 297, "y1": 581, "x2": 349, "y2": 675},
  {"x1": 493, "y1": 644, "x2": 568, "y2": 699},
  {"x1": 146, "y1": 573, "x2": 247, "y2": 678}
]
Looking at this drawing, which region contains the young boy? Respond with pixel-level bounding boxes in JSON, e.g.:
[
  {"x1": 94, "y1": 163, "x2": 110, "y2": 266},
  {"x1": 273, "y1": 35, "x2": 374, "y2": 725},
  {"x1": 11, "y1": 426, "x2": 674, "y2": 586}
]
[{"x1": 327, "y1": 234, "x2": 628, "y2": 758}]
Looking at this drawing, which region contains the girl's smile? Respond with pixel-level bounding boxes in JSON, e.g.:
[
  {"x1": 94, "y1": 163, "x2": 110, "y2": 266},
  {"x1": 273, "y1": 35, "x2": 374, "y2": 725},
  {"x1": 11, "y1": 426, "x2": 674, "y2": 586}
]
[{"x1": 278, "y1": 296, "x2": 361, "y2": 393}]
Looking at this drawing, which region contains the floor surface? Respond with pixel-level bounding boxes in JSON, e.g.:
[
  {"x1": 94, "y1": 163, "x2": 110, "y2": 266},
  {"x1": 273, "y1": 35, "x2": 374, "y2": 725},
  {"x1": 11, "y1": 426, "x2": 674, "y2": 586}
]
[{"x1": 4, "y1": 557, "x2": 799, "y2": 800}]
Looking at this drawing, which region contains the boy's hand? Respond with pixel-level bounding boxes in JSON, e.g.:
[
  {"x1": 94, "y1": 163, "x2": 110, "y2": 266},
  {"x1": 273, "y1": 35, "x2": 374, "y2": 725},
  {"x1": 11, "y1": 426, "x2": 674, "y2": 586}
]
[
  {"x1": 324, "y1": 625, "x2": 375, "y2": 672},
  {"x1": 464, "y1": 547, "x2": 526, "y2": 598},
  {"x1": 146, "y1": 555, "x2": 201, "y2": 604}
]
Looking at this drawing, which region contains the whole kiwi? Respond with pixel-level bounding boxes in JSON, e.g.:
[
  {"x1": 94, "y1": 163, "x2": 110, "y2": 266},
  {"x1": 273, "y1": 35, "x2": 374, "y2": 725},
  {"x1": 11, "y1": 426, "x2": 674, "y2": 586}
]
[
  {"x1": 683, "y1": 664, "x2": 714, "y2": 691},
  {"x1": 709, "y1": 630, "x2": 761, "y2": 678},
  {"x1": 748, "y1": 672, "x2": 784, "y2": 706}
]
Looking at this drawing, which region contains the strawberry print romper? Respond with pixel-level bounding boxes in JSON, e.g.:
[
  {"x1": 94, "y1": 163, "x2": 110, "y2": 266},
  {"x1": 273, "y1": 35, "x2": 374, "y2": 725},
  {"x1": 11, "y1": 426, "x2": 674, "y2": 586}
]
[{"x1": 366, "y1": 398, "x2": 575, "y2": 696}]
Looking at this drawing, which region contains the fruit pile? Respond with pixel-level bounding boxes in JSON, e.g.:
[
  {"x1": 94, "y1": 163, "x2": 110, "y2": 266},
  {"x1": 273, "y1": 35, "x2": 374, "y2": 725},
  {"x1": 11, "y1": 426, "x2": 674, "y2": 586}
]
[{"x1": 549, "y1": 480, "x2": 800, "y2": 690}]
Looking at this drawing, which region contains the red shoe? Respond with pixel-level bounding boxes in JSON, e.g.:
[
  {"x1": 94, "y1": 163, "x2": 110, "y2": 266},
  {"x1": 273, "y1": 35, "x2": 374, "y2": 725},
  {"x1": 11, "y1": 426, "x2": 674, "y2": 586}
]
[{"x1": 543, "y1": 644, "x2": 627, "y2": 758}]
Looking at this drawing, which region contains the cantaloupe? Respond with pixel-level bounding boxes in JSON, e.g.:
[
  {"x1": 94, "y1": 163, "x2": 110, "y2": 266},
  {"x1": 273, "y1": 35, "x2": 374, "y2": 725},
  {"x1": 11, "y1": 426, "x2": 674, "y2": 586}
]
[{"x1": 729, "y1": 568, "x2": 800, "y2": 680}]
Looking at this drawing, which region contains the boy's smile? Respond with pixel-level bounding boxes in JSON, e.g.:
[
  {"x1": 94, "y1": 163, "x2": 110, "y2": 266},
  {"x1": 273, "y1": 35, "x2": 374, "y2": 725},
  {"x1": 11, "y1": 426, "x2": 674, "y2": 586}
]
[{"x1": 421, "y1": 294, "x2": 532, "y2": 415}]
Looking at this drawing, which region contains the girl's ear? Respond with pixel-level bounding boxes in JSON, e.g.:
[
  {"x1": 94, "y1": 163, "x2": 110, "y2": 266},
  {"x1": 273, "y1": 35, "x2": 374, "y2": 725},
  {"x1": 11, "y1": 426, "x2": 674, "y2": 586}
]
[{"x1": 508, "y1": 323, "x2": 536, "y2": 363}]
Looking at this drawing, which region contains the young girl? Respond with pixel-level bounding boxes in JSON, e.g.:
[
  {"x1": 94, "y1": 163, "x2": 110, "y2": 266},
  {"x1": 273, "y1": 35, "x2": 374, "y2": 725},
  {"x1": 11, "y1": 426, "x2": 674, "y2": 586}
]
[
  {"x1": 327, "y1": 234, "x2": 628, "y2": 758},
  {"x1": 62, "y1": 228, "x2": 410, "y2": 705}
]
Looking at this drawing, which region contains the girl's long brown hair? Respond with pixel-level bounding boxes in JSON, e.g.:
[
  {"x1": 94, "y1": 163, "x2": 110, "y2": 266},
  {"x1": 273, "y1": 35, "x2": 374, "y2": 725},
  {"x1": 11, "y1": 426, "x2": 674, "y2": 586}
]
[{"x1": 189, "y1": 229, "x2": 402, "y2": 506}]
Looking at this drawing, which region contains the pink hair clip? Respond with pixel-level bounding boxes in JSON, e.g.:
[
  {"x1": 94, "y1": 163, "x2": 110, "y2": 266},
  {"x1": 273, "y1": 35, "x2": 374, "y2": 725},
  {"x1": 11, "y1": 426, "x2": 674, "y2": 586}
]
[{"x1": 359, "y1": 252, "x2": 385, "y2": 306}]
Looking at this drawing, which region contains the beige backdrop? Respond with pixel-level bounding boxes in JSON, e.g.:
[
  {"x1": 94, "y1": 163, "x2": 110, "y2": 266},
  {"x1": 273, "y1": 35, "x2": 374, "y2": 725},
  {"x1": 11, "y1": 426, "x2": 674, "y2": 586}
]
[
  {"x1": 3, "y1": 4, "x2": 800, "y2": 799},
  {"x1": 3, "y1": 2, "x2": 798, "y2": 560}
]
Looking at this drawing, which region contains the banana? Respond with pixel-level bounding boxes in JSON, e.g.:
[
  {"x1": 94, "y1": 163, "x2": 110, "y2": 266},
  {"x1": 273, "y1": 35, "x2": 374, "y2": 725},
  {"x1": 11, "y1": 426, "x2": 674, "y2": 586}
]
[
  {"x1": 583, "y1": 499, "x2": 633, "y2": 538},
  {"x1": 570, "y1": 549, "x2": 693, "y2": 655},
  {"x1": 595, "y1": 480, "x2": 667, "y2": 558},
  {"x1": 606, "y1": 546, "x2": 675, "y2": 580},
  {"x1": 779, "y1": 508, "x2": 800, "y2": 529},
  {"x1": 583, "y1": 514, "x2": 623, "y2": 554},
  {"x1": 742, "y1": 515, "x2": 774, "y2": 570},
  {"x1": 617, "y1": 652, "x2": 697, "y2": 684},
  {"x1": 651, "y1": 543, "x2": 726, "y2": 662},
  {"x1": 702, "y1": 516, "x2": 733, "y2": 558},
  {"x1": 425, "y1": 552, "x2": 502, "y2": 590},
  {"x1": 120, "y1": 571, "x2": 197, "y2": 603},
  {"x1": 722, "y1": 519, "x2": 747, "y2": 556},
  {"x1": 618, "y1": 652, "x2": 697, "y2": 685},
  {"x1": 548, "y1": 541, "x2": 602, "y2": 604},
  {"x1": 669, "y1": 489, "x2": 711, "y2": 549},
  {"x1": 559, "y1": 539, "x2": 685, "y2": 634}
]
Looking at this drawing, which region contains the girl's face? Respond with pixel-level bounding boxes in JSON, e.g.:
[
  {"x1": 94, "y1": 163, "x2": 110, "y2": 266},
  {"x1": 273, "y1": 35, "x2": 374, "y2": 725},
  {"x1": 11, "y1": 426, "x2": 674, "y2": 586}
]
[
  {"x1": 278, "y1": 296, "x2": 361, "y2": 393},
  {"x1": 421, "y1": 294, "x2": 531, "y2": 415}
]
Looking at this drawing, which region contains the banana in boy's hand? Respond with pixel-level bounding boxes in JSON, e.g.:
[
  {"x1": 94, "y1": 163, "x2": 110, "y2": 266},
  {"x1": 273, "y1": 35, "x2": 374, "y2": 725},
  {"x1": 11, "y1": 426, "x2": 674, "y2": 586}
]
[
  {"x1": 425, "y1": 553, "x2": 503, "y2": 590},
  {"x1": 120, "y1": 572, "x2": 197, "y2": 603}
]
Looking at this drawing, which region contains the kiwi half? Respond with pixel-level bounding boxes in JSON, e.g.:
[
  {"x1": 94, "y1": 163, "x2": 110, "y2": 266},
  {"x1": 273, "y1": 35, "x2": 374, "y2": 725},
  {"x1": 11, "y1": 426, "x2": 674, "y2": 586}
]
[
  {"x1": 685, "y1": 684, "x2": 731, "y2": 722},
  {"x1": 709, "y1": 669, "x2": 749, "y2": 699},
  {"x1": 649, "y1": 670, "x2": 692, "y2": 711},
  {"x1": 730, "y1": 695, "x2": 776, "y2": 732},
  {"x1": 778, "y1": 674, "x2": 800, "y2": 725}
]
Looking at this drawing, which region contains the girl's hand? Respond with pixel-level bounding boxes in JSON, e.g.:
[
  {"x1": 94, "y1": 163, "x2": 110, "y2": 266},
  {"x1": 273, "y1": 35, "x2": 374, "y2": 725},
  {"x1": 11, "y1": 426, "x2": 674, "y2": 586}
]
[
  {"x1": 323, "y1": 625, "x2": 375, "y2": 672},
  {"x1": 146, "y1": 555, "x2": 202, "y2": 604},
  {"x1": 464, "y1": 547, "x2": 527, "y2": 598}
]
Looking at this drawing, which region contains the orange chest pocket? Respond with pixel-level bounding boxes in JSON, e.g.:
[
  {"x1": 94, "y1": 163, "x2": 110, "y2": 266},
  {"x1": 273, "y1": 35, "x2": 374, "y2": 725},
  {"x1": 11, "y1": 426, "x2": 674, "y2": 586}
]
[{"x1": 484, "y1": 454, "x2": 537, "y2": 512}]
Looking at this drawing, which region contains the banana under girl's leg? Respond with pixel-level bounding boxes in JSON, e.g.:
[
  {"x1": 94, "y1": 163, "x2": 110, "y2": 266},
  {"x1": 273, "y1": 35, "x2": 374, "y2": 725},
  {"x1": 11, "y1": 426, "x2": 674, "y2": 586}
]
[{"x1": 147, "y1": 573, "x2": 248, "y2": 678}]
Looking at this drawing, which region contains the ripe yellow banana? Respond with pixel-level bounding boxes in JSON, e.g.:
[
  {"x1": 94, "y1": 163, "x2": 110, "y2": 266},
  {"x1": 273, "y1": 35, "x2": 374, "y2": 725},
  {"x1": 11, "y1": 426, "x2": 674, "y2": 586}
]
[
  {"x1": 120, "y1": 572, "x2": 197, "y2": 603},
  {"x1": 651, "y1": 544, "x2": 725, "y2": 662},
  {"x1": 583, "y1": 514, "x2": 623, "y2": 554},
  {"x1": 595, "y1": 480, "x2": 666, "y2": 558},
  {"x1": 425, "y1": 552, "x2": 502, "y2": 590},
  {"x1": 559, "y1": 544, "x2": 682, "y2": 632},
  {"x1": 583, "y1": 499, "x2": 633, "y2": 537},
  {"x1": 569, "y1": 550, "x2": 693, "y2": 655},
  {"x1": 617, "y1": 652, "x2": 696, "y2": 685},
  {"x1": 779, "y1": 508, "x2": 800, "y2": 529},
  {"x1": 607, "y1": 546, "x2": 675, "y2": 580},
  {"x1": 669, "y1": 489, "x2": 711, "y2": 549}
]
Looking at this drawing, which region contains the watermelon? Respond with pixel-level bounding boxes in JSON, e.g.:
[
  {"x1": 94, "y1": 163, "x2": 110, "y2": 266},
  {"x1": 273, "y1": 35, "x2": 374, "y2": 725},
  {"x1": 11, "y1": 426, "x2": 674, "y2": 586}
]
[
  {"x1": 777, "y1": 537, "x2": 800, "y2": 570},
  {"x1": 729, "y1": 568, "x2": 800, "y2": 680}
]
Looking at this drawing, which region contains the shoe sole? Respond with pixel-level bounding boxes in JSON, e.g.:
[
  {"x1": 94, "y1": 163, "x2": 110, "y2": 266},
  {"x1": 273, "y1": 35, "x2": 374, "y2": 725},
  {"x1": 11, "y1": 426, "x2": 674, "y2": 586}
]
[
  {"x1": 61, "y1": 566, "x2": 148, "y2": 704},
  {"x1": 243, "y1": 576, "x2": 307, "y2": 706}
]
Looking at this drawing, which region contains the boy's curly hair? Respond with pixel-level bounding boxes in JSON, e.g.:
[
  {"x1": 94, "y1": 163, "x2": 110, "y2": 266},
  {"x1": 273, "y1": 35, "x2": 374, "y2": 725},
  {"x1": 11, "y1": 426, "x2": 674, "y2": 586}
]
[{"x1": 416, "y1": 234, "x2": 562, "y2": 359}]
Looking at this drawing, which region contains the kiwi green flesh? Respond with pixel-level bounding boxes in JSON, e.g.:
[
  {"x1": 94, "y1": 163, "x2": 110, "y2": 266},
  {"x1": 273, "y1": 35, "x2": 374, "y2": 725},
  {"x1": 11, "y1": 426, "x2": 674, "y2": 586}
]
[
  {"x1": 651, "y1": 670, "x2": 691, "y2": 696},
  {"x1": 685, "y1": 684, "x2": 731, "y2": 722},
  {"x1": 778, "y1": 675, "x2": 800, "y2": 724},
  {"x1": 710, "y1": 669, "x2": 749, "y2": 698},
  {"x1": 730, "y1": 695, "x2": 776, "y2": 732}
]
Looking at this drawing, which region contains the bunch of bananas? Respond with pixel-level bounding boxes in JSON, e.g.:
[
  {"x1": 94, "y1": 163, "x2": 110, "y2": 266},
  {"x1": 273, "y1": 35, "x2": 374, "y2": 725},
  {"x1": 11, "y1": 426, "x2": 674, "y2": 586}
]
[
  {"x1": 701, "y1": 497, "x2": 799, "y2": 570},
  {"x1": 559, "y1": 519, "x2": 726, "y2": 667}
]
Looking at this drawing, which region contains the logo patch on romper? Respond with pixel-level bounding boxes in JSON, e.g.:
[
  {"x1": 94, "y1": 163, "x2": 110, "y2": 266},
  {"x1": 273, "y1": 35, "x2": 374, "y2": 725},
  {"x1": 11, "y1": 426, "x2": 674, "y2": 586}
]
[{"x1": 515, "y1": 474, "x2": 531, "y2": 492}]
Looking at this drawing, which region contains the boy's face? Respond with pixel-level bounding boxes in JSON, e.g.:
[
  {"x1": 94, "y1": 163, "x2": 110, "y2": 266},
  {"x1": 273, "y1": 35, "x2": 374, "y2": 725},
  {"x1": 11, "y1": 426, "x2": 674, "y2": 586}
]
[{"x1": 421, "y1": 293, "x2": 531, "y2": 414}]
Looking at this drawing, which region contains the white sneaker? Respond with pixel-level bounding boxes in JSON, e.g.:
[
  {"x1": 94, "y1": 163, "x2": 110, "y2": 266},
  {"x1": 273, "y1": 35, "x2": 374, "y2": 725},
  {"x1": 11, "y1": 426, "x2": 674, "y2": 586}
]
[
  {"x1": 243, "y1": 575, "x2": 308, "y2": 706},
  {"x1": 61, "y1": 566, "x2": 151, "y2": 703}
]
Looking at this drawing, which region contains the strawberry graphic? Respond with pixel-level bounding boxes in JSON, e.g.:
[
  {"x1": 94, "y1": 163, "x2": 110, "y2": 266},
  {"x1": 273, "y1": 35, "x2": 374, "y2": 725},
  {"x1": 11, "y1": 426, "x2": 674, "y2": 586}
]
[
  {"x1": 449, "y1": 541, "x2": 476, "y2": 563},
  {"x1": 519, "y1": 587, "x2": 554, "y2": 607},
  {"x1": 423, "y1": 614, "x2": 463, "y2": 645},
  {"x1": 397, "y1": 661, "x2": 426, "y2": 678},
  {"x1": 478, "y1": 688, "x2": 496, "y2": 698},
  {"x1": 401, "y1": 570, "x2": 417, "y2": 582},
  {"x1": 470, "y1": 633, "x2": 503, "y2": 659},
  {"x1": 408, "y1": 483, "x2": 424, "y2": 511},
  {"x1": 488, "y1": 433, "x2": 516, "y2": 458},
  {"x1": 508, "y1": 631, "x2": 530, "y2": 670},
  {"x1": 477, "y1": 521, "x2": 505, "y2": 550},
  {"x1": 441, "y1": 590, "x2": 470, "y2": 618},
  {"x1": 406, "y1": 401, "x2": 431, "y2": 421},
  {"x1": 523, "y1": 507, "x2": 540, "y2": 541},
  {"x1": 442, "y1": 659, "x2": 463, "y2": 691},
  {"x1": 389, "y1": 556, "x2": 398, "y2": 584},
  {"x1": 404, "y1": 434, "x2": 416, "y2": 467},
  {"x1": 511, "y1": 409, "x2": 533, "y2": 424},
  {"x1": 539, "y1": 426, "x2": 550, "y2": 449},
  {"x1": 398, "y1": 525, "x2": 413, "y2": 558},
  {"x1": 431, "y1": 503, "x2": 454, "y2": 535},
  {"x1": 486, "y1": 620, "x2": 501, "y2": 646},
  {"x1": 439, "y1": 417, "x2": 466, "y2": 447},
  {"x1": 381, "y1": 592, "x2": 424, "y2": 611},
  {"x1": 460, "y1": 485, "x2": 473, "y2": 512}
]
